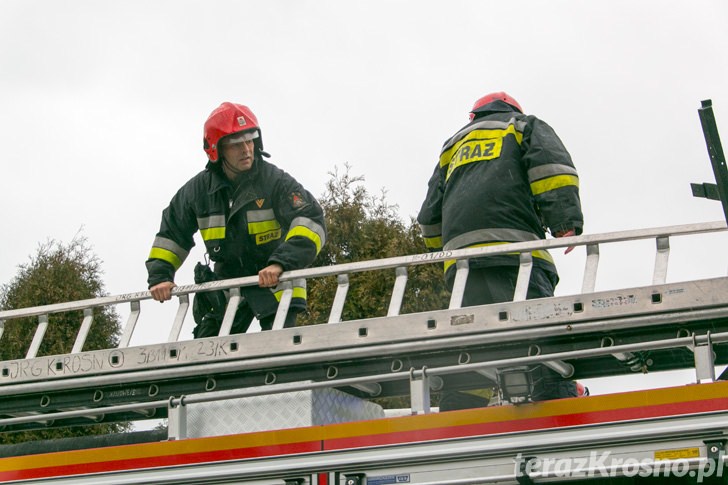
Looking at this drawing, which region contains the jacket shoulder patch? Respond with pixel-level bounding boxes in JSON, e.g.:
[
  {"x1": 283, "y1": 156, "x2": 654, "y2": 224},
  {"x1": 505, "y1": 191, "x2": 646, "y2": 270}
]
[{"x1": 290, "y1": 192, "x2": 308, "y2": 209}]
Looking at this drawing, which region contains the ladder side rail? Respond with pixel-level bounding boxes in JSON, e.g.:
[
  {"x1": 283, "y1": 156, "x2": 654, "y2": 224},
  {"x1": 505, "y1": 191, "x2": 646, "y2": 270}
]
[
  {"x1": 387, "y1": 267, "x2": 409, "y2": 317},
  {"x1": 0, "y1": 370, "x2": 411, "y2": 428},
  {"x1": 1, "y1": 220, "x2": 726, "y2": 360},
  {"x1": 5, "y1": 304, "x2": 728, "y2": 396},
  {"x1": 71, "y1": 309, "x2": 94, "y2": 354},
  {"x1": 652, "y1": 236, "x2": 670, "y2": 285},
  {"x1": 0, "y1": 274, "x2": 255, "y2": 322},
  {"x1": 601, "y1": 336, "x2": 644, "y2": 372},
  {"x1": 349, "y1": 382, "x2": 383, "y2": 397},
  {"x1": 5, "y1": 292, "x2": 728, "y2": 395},
  {"x1": 328, "y1": 274, "x2": 349, "y2": 323},
  {"x1": 1, "y1": 220, "x2": 726, "y2": 324},
  {"x1": 281, "y1": 220, "x2": 727, "y2": 289},
  {"x1": 25, "y1": 314, "x2": 49, "y2": 359},
  {"x1": 166, "y1": 295, "x2": 189, "y2": 342},
  {"x1": 0, "y1": 399, "x2": 169, "y2": 428},
  {"x1": 3, "y1": 329, "x2": 728, "y2": 429},
  {"x1": 527, "y1": 344, "x2": 574, "y2": 378},
  {"x1": 411, "y1": 330, "x2": 728, "y2": 381},
  {"x1": 172, "y1": 373, "x2": 405, "y2": 407},
  {"x1": 541, "y1": 360, "x2": 574, "y2": 378}
]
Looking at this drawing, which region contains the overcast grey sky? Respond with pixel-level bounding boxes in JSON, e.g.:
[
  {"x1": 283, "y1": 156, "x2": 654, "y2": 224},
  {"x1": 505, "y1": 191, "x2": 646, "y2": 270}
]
[{"x1": 2, "y1": 1, "x2": 728, "y2": 396}]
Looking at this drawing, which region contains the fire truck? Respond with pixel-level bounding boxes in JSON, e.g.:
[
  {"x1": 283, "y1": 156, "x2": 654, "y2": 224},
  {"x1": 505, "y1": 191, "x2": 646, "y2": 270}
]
[{"x1": 1, "y1": 100, "x2": 728, "y2": 484}]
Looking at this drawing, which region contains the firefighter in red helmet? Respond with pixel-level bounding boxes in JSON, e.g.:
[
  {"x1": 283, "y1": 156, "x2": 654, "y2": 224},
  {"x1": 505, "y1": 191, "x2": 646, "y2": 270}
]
[
  {"x1": 418, "y1": 92, "x2": 583, "y2": 410},
  {"x1": 146, "y1": 102, "x2": 326, "y2": 336}
]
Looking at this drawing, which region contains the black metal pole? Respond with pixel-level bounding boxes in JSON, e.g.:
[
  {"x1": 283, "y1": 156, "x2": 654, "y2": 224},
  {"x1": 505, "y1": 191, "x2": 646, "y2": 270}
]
[{"x1": 698, "y1": 99, "x2": 728, "y2": 224}]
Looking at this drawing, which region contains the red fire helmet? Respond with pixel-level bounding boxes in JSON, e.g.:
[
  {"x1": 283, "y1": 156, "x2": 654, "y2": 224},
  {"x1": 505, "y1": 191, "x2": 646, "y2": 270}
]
[
  {"x1": 469, "y1": 92, "x2": 523, "y2": 120},
  {"x1": 203, "y1": 102, "x2": 261, "y2": 162}
]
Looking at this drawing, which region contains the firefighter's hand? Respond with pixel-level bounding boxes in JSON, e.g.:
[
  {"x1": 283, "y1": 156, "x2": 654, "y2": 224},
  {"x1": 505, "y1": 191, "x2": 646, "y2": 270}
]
[
  {"x1": 555, "y1": 229, "x2": 576, "y2": 255},
  {"x1": 259, "y1": 263, "x2": 284, "y2": 288},
  {"x1": 150, "y1": 281, "x2": 177, "y2": 302}
]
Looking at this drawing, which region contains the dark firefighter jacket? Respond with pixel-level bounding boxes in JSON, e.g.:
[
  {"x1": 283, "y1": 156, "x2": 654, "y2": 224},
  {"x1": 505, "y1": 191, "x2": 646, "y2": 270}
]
[
  {"x1": 417, "y1": 100, "x2": 583, "y2": 282},
  {"x1": 146, "y1": 157, "x2": 327, "y2": 319}
]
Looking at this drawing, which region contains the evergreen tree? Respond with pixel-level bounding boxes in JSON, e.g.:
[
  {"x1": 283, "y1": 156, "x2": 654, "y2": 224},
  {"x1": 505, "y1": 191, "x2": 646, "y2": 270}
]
[
  {"x1": 0, "y1": 235, "x2": 130, "y2": 444},
  {"x1": 299, "y1": 164, "x2": 449, "y2": 325}
]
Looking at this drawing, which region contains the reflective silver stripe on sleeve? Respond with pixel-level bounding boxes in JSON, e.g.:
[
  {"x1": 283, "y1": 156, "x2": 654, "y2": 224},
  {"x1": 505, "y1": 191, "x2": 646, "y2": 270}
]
[
  {"x1": 197, "y1": 215, "x2": 226, "y2": 229},
  {"x1": 443, "y1": 228, "x2": 541, "y2": 251},
  {"x1": 419, "y1": 223, "x2": 442, "y2": 237},
  {"x1": 288, "y1": 216, "x2": 327, "y2": 246},
  {"x1": 528, "y1": 164, "x2": 578, "y2": 182},
  {"x1": 246, "y1": 209, "x2": 276, "y2": 222},
  {"x1": 273, "y1": 278, "x2": 307, "y2": 292},
  {"x1": 152, "y1": 236, "x2": 190, "y2": 260}
]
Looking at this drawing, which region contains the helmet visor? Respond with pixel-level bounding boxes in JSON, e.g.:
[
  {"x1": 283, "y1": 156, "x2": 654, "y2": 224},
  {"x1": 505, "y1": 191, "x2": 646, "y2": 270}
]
[{"x1": 222, "y1": 130, "x2": 260, "y2": 145}]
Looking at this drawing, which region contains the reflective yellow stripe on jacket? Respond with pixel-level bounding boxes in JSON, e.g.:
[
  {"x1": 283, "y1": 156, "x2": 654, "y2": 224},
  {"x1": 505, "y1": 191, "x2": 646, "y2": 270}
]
[
  {"x1": 442, "y1": 228, "x2": 554, "y2": 273},
  {"x1": 148, "y1": 236, "x2": 189, "y2": 270},
  {"x1": 273, "y1": 278, "x2": 308, "y2": 301},
  {"x1": 198, "y1": 215, "x2": 226, "y2": 241},
  {"x1": 439, "y1": 119, "x2": 526, "y2": 181},
  {"x1": 285, "y1": 217, "x2": 326, "y2": 254},
  {"x1": 443, "y1": 243, "x2": 554, "y2": 273},
  {"x1": 247, "y1": 209, "x2": 282, "y2": 245},
  {"x1": 528, "y1": 164, "x2": 579, "y2": 196}
]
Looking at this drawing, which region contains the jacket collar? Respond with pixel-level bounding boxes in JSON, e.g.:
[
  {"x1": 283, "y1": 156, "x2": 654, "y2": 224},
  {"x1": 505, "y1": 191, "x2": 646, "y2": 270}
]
[
  {"x1": 207, "y1": 157, "x2": 261, "y2": 195},
  {"x1": 207, "y1": 165, "x2": 228, "y2": 195},
  {"x1": 471, "y1": 100, "x2": 521, "y2": 118}
]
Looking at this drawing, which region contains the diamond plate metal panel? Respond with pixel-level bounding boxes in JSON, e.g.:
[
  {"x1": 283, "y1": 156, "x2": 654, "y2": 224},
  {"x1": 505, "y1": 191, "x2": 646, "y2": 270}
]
[{"x1": 187, "y1": 385, "x2": 384, "y2": 438}]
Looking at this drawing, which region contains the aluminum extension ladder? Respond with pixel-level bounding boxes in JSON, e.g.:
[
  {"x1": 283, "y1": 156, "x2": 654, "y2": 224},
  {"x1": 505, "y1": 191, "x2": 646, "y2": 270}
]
[
  {"x1": 1, "y1": 221, "x2": 728, "y2": 434},
  {"x1": 2, "y1": 220, "x2": 726, "y2": 358}
]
